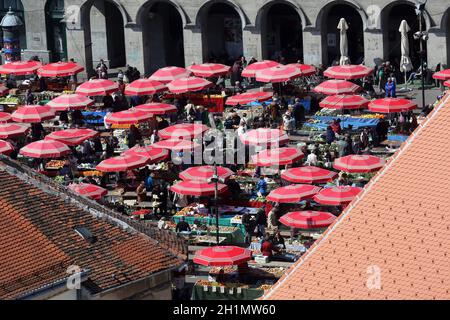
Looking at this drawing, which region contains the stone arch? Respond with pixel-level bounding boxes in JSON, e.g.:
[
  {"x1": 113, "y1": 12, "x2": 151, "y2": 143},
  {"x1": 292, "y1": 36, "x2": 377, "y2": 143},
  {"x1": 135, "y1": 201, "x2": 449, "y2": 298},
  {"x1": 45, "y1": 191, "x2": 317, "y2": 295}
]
[
  {"x1": 195, "y1": 0, "x2": 248, "y2": 28},
  {"x1": 136, "y1": 0, "x2": 189, "y2": 27},
  {"x1": 315, "y1": 0, "x2": 368, "y2": 30},
  {"x1": 379, "y1": 0, "x2": 433, "y2": 30},
  {"x1": 255, "y1": 0, "x2": 308, "y2": 30}
]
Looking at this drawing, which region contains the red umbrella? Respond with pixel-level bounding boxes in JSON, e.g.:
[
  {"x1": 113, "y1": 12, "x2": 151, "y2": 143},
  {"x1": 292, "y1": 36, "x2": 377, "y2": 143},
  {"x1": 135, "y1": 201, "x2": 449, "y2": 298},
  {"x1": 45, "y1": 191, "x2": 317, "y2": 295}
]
[
  {"x1": 432, "y1": 69, "x2": 450, "y2": 80},
  {"x1": 193, "y1": 246, "x2": 252, "y2": 266},
  {"x1": 12, "y1": 105, "x2": 55, "y2": 123},
  {"x1": 170, "y1": 180, "x2": 227, "y2": 197},
  {"x1": 287, "y1": 63, "x2": 316, "y2": 76},
  {"x1": 152, "y1": 139, "x2": 200, "y2": 151},
  {"x1": 443, "y1": 80, "x2": 450, "y2": 87},
  {"x1": 46, "y1": 94, "x2": 94, "y2": 111},
  {"x1": 187, "y1": 63, "x2": 230, "y2": 77},
  {"x1": 124, "y1": 78, "x2": 167, "y2": 96},
  {"x1": 0, "y1": 112, "x2": 11, "y2": 123},
  {"x1": 122, "y1": 145, "x2": 169, "y2": 163},
  {"x1": 226, "y1": 91, "x2": 273, "y2": 106},
  {"x1": 313, "y1": 186, "x2": 362, "y2": 206},
  {"x1": 368, "y1": 98, "x2": 417, "y2": 113},
  {"x1": 319, "y1": 94, "x2": 369, "y2": 110},
  {"x1": 0, "y1": 139, "x2": 13, "y2": 155},
  {"x1": 179, "y1": 166, "x2": 234, "y2": 182},
  {"x1": 37, "y1": 62, "x2": 84, "y2": 77},
  {"x1": 167, "y1": 77, "x2": 213, "y2": 94},
  {"x1": 45, "y1": 128, "x2": 98, "y2": 146},
  {"x1": 76, "y1": 79, "x2": 119, "y2": 96},
  {"x1": 333, "y1": 155, "x2": 386, "y2": 173},
  {"x1": 255, "y1": 65, "x2": 301, "y2": 83},
  {"x1": 324, "y1": 64, "x2": 374, "y2": 80},
  {"x1": 158, "y1": 123, "x2": 209, "y2": 140},
  {"x1": 251, "y1": 147, "x2": 304, "y2": 167},
  {"x1": 280, "y1": 211, "x2": 337, "y2": 229},
  {"x1": 19, "y1": 140, "x2": 70, "y2": 159},
  {"x1": 314, "y1": 80, "x2": 362, "y2": 95},
  {"x1": 68, "y1": 183, "x2": 107, "y2": 200},
  {"x1": 0, "y1": 123, "x2": 29, "y2": 139},
  {"x1": 240, "y1": 128, "x2": 289, "y2": 147},
  {"x1": 104, "y1": 108, "x2": 153, "y2": 125},
  {"x1": 0, "y1": 61, "x2": 41, "y2": 75},
  {"x1": 96, "y1": 154, "x2": 149, "y2": 172},
  {"x1": 242, "y1": 60, "x2": 280, "y2": 78},
  {"x1": 267, "y1": 184, "x2": 321, "y2": 203},
  {"x1": 150, "y1": 66, "x2": 191, "y2": 83},
  {"x1": 282, "y1": 167, "x2": 338, "y2": 184},
  {"x1": 135, "y1": 103, "x2": 177, "y2": 115}
]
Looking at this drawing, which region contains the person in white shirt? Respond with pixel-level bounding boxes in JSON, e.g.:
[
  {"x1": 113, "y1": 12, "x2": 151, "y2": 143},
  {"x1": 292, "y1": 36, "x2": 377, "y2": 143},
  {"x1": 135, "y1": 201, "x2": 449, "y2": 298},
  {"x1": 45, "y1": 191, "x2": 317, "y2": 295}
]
[
  {"x1": 237, "y1": 120, "x2": 247, "y2": 136},
  {"x1": 305, "y1": 150, "x2": 318, "y2": 166}
]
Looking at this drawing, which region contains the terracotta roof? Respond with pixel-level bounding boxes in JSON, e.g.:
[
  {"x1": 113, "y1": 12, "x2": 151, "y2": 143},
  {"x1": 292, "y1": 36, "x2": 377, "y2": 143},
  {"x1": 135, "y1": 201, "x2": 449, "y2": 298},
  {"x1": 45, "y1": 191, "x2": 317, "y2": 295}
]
[
  {"x1": 0, "y1": 163, "x2": 182, "y2": 300},
  {"x1": 264, "y1": 94, "x2": 450, "y2": 300}
]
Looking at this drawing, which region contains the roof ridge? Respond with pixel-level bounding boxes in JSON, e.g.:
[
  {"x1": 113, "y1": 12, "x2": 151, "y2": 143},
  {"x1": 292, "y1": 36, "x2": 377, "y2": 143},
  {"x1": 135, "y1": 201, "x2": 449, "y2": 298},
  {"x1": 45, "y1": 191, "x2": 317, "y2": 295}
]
[{"x1": 263, "y1": 93, "x2": 450, "y2": 300}]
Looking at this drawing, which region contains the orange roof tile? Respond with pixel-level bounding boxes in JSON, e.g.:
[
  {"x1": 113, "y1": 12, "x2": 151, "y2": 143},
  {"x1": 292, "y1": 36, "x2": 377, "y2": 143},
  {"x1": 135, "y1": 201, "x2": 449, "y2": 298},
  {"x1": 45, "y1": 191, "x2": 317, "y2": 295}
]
[
  {"x1": 264, "y1": 94, "x2": 450, "y2": 300},
  {"x1": 0, "y1": 163, "x2": 182, "y2": 300}
]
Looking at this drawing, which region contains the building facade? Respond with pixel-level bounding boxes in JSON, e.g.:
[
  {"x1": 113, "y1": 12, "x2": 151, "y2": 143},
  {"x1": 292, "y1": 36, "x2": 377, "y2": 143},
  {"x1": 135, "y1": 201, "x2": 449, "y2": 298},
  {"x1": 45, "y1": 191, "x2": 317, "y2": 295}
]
[{"x1": 11, "y1": 0, "x2": 450, "y2": 77}]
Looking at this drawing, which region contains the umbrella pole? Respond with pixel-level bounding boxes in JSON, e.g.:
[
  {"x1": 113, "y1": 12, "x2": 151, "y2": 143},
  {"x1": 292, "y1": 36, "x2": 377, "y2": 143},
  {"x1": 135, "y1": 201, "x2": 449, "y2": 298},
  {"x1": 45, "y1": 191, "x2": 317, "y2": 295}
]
[{"x1": 214, "y1": 163, "x2": 219, "y2": 245}]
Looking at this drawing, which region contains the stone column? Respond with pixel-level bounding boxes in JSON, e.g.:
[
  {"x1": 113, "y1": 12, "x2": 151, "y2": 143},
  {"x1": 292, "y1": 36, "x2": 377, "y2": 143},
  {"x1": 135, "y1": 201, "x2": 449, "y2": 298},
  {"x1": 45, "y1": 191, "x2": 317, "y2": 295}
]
[
  {"x1": 89, "y1": 2, "x2": 108, "y2": 67},
  {"x1": 427, "y1": 28, "x2": 448, "y2": 69},
  {"x1": 124, "y1": 24, "x2": 144, "y2": 74},
  {"x1": 183, "y1": 26, "x2": 203, "y2": 65},
  {"x1": 364, "y1": 29, "x2": 384, "y2": 67},
  {"x1": 242, "y1": 27, "x2": 262, "y2": 60},
  {"x1": 22, "y1": 0, "x2": 50, "y2": 62},
  {"x1": 302, "y1": 28, "x2": 322, "y2": 66}
]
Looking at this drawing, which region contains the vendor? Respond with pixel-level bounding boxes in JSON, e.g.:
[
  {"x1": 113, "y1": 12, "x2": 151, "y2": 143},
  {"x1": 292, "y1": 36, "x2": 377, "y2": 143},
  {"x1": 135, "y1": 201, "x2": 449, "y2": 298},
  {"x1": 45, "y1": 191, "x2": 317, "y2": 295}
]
[
  {"x1": 273, "y1": 230, "x2": 286, "y2": 250},
  {"x1": 261, "y1": 235, "x2": 279, "y2": 261},
  {"x1": 256, "y1": 176, "x2": 267, "y2": 196},
  {"x1": 136, "y1": 181, "x2": 147, "y2": 203},
  {"x1": 176, "y1": 217, "x2": 191, "y2": 233}
]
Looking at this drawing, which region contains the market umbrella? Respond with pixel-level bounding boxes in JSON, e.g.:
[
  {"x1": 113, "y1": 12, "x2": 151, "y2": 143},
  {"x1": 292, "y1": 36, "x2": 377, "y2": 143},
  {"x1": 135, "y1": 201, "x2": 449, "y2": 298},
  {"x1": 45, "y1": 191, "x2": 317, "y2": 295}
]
[
  {"x1": 0, "y1": 112, "x2": 11, "y2": 123},
  {"x1": 368, "y1": 98, "x2": 417, "y2": 113},
  {"x1": 282, "y1": 167, "x2": 338, "y2": 184},
  {"x1": 433, "y1": 69, "x2": 450, "y2": 81},
  {"x1": 443, "y1": 80, "x2": 450, "y2": 87},
  {"x1": 68, "y1": 183, "x2": 107, "y2": 200},
  {"x1": 267, "y1": 184, "x2": 322, "y2": 203},
  {"x1": 399, "y1": 20, "x2": 413, "y2": 84},
  {"x1": 314, "y1": 80, "x2": 362, "y2": 95},
  {"x1": 122, "y1": 145, "x2": 169, "y2": 163},
  {"x1": 255, "y1": 65, "x2": 302, "y2": 83},
  {"x1": 158, "y1": 123, "x2": 209, "y2": 140},
  {"x1": 226, "y1": 91, "x2": 273, "y2": 106},
  {"x1": 240, "y1": 128, "x2": 289, "y2": 147},
  {"x1": 251, "y1": 147, "x2": 304, "y2": 167},
  {"x1": 0, "y1": 123, "x2": 29, "y2": 139},
  {"x1": 76, "y1": 79, "x2": 119, "y2": 96},
  {"x1": 333, "y1": 155, "x2": 386, "y2": 173},
  {"x1": 324, "y1": 65, "x2": 374, "y2": 80},
  {"x1": 124, "y1": 78, "x2": 167, "y2": 96},
  {"x1": 187, "y1": 63, "x2": 231, "y2": 78},
  {"x1": 45, "y1": 128, "x2": 98, "y2": 146},
  {"x1": 287, "y1": 64, "x2": 316, "y2": 77},
  {"x1": 46, "y1": 94, "x2": 94, "y2": 111},
  {"x1": 104, "y1": 108, "x2": 153, "y2": 125},
  {"x1": 135, "y1": 103, "x2": 177, "y2": 115},
  {"x1": 170, "y1": 180, "x2": 227, "y2": 197},
  {"x1": 19, "y1": 140, "x2": 70, "y2": 159},
  {"x1": 338, "y1": 18, "x2": 350, "y2": 66},
  {"x1": 37, "y1": 61, "x2": 84, "y2": 77},
  {"x1": 152, "y1": 139, "x2": 201, "y2": 151},
  {"x1": 0, "y1": 61, "x2": 41, "y2": 75},
  {"x1": 193, "y1": 246, "x2": 252, "y2": 266},
  {"x1": 241, "y1": 60, "x2": 280, "y2": 78},
  {"x1": 167, "y1": 77, "x2": 213, "y2": 94},
  {"x1": 0, "y1": 139, "x2": 13, "y2": 155},
  {"x1": 11, "y1": 105, "x2": 55, "y2": 123},
  {"x1": 280, "y1": 211, "x2": 337, "y2": 229},
  {"x1": 150, "y1": 66, "x2": 191, "y2": 83},
  {"x1": 179, "y1": 165, "x2": 234, "y2": 182},
  {"x1": 319, "y1": 94, "x2": 369, "y2": 110},
  {"x1": 96, "y1": 154, "x2": 149, "y2": 172},
  {"x1": 313, "y1": 186, "x2": 362, "y2": 206}
]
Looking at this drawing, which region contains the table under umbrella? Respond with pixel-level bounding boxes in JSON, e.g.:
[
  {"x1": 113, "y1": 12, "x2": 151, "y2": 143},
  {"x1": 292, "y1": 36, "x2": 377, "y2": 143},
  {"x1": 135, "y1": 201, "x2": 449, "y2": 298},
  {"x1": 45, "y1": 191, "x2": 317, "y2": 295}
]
[
  {"x1": 226, "y1": 91, "x2": 273, "y2": 106},
  {"x1": 281, "y1": 167, "x2": 338, "y2": 184},
  {"x1": 12, "y1": 105, "x2": 55, "y2": 123},
  {"x1": 19, "y1": 140, "x2": 70, "y2": 159},
  {"x1": 193, "y1": 246, "x2": 252, "y2": 266},
  {"x1": 135, "y1": 103, "x2": 177, "y2": 115},
  {"x1": 319, "y1": 94, "x2": 369, "y2": 110},
  {"x1": 170, "y1": 180, "x2": 227, "y2": 197},
  {"x1": 179, "y1": 165, "x2": 234, "y2": 182},
  {"x1": 333, "y1": 155, "x2": 386, "y2": 173},
  {"x1": 104, "y1": 108, "x2": 153, "y2": 125},
  {"x1": 324, "y1": 64, "x2": 373, "y2": 80},
  {"x1": 266, "y1": 184, "x2": 322, "y2": 203},
  {"x1": 68, "y1": 183, "x2": 107, "y2": 200},
  {"x1": 240, "y1": 128, "x2": 289, "y2": 147},
  {"x1": 251, "y1": 147, "x2": 304, "y2": 167},
  {"x1": 167, "y1": 77, "x2": 213, "y2": 94},
  {"x1": 280, "y1": 211, "x2": 337, "y2": 229},
  {"x1": 313, "y1": 186, "x2": 362, "y2": 206}
]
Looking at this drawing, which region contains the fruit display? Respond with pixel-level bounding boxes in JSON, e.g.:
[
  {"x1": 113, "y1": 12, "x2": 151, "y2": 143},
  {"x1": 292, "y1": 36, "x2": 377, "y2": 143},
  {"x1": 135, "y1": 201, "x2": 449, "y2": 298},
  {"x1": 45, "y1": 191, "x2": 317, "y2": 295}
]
[
  {"x1": 0, "y1": 96, "x2": 20, "y2": 104},
  {"x1": 46, "y1": 160, "x2": 65, "y2": 169}
]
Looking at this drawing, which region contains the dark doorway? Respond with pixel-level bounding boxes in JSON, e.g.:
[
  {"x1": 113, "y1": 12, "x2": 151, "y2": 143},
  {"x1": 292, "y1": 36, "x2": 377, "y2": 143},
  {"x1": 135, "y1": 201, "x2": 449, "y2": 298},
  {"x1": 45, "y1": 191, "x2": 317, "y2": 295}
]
[
  {"x1": 45, "y1": 0, "x2": 67, "y2": 62},
  {"x1": 261, "y1": 3, "x2": 303, "y2": 63},
  {"x1": 200, "y1": 3, "x2": 243, "y2": 65},
  {"x1": 142, "y1": 2, "x2": 185, "y2": 75},
  {"x1": 383, "y1": 3, "x2": 426, "y2": 70},
  {"x1": 322, "y1": 4, "x2": 364, "y2": 65}
]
